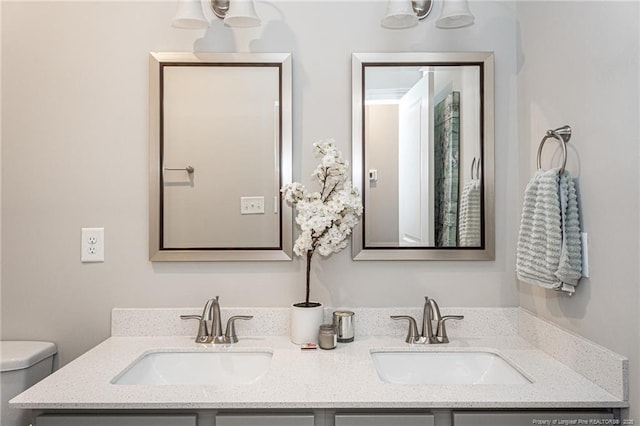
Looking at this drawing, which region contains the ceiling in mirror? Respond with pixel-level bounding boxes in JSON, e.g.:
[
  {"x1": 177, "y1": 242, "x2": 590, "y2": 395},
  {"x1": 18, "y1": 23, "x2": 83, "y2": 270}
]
[
  {"x1": 149, "y1": 52, "x2": 292, "y2": 261},
  {"x1": 351, "y1": 52, "x2": 495, "y2": 261}
]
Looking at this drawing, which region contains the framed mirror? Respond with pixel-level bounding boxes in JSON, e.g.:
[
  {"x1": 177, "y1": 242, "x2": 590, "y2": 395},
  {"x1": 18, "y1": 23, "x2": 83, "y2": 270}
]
[
  {"x1": 149, "y1": 52, "x2": 292, "y2": 261},
  {"x1": 351, "y1": 52, "x2": 494, "y2": 260}
]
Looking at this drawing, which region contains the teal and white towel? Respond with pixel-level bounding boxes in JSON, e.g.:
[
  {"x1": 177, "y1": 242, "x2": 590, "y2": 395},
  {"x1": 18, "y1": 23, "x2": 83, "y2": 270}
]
[
  {"x1": 459, "y1": 180, "x2": 481, "y2": 246},
  {"x1": 516, "y1": 168, "x2": 582, "y2": 295}
]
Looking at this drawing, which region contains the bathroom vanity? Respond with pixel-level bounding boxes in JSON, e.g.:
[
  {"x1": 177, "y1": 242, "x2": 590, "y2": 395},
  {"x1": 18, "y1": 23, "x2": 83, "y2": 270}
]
[{"x1": 12, "y1": 307, "x2": 628, "y2": 426}]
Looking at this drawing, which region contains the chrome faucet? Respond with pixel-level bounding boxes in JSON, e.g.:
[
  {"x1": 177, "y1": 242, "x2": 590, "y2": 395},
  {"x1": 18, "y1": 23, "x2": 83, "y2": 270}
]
[
  {"x1": 422, "y1": 296, "x2": 439, "y2": 342},
  {"x1": 210, "y1": 296, "x2": 224, "y2": 343},
  {"x1": 391, "y1": 297, "x2": 464, "y2": 344},
  {"x1": 181, "y1": 296, "x2": 253, "y2": 344},
  {"x1": 422, "y1": 297, "x2": 464, "y2": 344}
]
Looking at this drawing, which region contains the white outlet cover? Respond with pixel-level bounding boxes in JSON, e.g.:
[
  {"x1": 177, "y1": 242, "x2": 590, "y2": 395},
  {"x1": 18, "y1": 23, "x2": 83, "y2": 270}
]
[{"x1": 81, "y1": 227, "x2": 104, "y2": 263}]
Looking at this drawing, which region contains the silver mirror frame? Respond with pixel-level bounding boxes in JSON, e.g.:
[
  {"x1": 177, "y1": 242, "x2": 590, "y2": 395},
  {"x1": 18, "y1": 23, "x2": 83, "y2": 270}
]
[
  {"x1": 149, "y1": 52, "x2": 293, "y2": 261},
  {"x1": 351, "y1": 52, "x2": 495, "y2": 261}
]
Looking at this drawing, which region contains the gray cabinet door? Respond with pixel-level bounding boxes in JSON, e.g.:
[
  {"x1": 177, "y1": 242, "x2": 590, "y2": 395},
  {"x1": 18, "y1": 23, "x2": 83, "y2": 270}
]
[
  {"x1": 216, "y1": 414, "x2": 315, "y2": 426},
  {"x1": 453, "y1": 411, "x2": 614, "y2": 426},
  {"x1": 35, "y1": 414, "x2": 197, "y2": 426},
  {"x1": 335, "y1": 413, "x2": 435, "y2": 426}
]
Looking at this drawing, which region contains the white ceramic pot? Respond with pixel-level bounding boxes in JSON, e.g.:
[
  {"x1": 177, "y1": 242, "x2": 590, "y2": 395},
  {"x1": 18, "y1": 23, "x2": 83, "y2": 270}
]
[{"x1": 290, "y1": 302, "x2": 324, "y2": 344}]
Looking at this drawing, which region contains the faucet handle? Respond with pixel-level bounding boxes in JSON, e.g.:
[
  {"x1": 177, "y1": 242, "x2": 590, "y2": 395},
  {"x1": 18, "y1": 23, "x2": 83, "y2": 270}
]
[
  {"x1": 180, "y1": 314, "x2": 210, "y2": 343},
  {"x1": 180, "y1": 315, "x2": 201, "y2": 320},
  {"x1": 435, "y1": 315, "x2": 464, "y2": 343},
  {"x1": 224, "y1": 315, "x2": 253, "y2": 343},
  {"x1": 391, "y1": 315, "x2": 425, "y2": 344}
]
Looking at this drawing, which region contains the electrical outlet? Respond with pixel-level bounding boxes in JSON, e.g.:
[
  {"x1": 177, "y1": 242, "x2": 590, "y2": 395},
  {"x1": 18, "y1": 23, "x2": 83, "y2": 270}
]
[
  {"x1": 240, "y1": 196, "x2": 265, "y2": 215},
  {"x1": 81, "y1": 227, "x2": 104, "y2": 263}
]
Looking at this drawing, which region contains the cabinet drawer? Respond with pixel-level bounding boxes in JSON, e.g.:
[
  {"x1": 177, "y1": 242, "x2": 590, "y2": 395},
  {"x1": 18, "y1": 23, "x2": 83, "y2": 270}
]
[
  {"x1": 216, "y1": 414, "x2": 315, "y2": 426},
  {"x1": 453, "y1": 411, "x2": 614, "y2": 426},
  {"x1": 335, "y1": 413, "x2": 435, "y2": 426},
  {"x1": 35, "y1": 414, "x2": 197, "y2": 426}
]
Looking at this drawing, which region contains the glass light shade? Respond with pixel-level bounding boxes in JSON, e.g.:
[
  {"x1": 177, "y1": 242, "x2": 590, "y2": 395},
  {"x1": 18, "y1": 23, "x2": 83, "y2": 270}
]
[
  {"x1": 436, "y1": 0, "x2": 474, "y2": 28},
  {"x1": 224, "y1": 0, "x2": 261, "y2": 28},
  {"x1": 381, "y1": 0, "x2": 419, "y2": 29},
  {"x1": 171, "y1": 0, "x2": 209, "y2": 29}
]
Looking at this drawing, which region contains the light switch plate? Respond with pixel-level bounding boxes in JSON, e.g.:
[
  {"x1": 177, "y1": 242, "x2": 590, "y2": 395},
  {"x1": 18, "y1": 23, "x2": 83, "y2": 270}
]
[
  {"x1": 81, "y1": 227, "x2": 104, "y2": 263},
  {"x1": 240, "y1": 196, "x2": 265, "y2": 215}
]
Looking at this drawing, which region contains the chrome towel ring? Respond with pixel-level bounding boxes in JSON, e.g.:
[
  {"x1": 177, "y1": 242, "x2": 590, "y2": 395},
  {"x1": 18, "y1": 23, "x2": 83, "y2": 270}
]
[{"x1": 536, "y1": 125, "x2": 572, "y2": 173}]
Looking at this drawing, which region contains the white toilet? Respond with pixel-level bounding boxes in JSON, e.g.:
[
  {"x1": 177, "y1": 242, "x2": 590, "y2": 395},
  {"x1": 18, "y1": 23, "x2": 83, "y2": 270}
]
[{"x1": 1, "y1": 341, "x2": 57, "y2": 426}]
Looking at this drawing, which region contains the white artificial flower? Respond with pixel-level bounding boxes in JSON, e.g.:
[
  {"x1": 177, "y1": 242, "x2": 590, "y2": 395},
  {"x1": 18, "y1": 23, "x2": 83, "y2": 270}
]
[{"x1": 281, "y1": 139, "x2": 363, "y2": 259}]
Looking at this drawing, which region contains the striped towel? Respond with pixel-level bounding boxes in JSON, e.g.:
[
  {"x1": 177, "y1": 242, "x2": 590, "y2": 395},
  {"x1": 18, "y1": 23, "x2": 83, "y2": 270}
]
[
  {"x1": 459, "y1": 180, "x2": 481, "y2": 246},
  {"x1": 516, "y1": 168, "x2": 582, "y2": 295}
]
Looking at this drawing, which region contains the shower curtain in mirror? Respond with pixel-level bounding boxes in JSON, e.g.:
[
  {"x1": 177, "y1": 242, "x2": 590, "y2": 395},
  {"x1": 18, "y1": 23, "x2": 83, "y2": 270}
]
[{"x1": 434, "y1": 91, "x2": 460, "y2": 247}]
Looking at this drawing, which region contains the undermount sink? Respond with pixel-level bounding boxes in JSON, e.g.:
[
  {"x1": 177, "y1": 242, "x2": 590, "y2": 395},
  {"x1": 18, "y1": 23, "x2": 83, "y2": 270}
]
[
  {"x1": 112, "y1": 350, "x2": 273, "y2": 385},
  {"x1": 370, "y1": 350, "x2": 531, "y2": 385}
]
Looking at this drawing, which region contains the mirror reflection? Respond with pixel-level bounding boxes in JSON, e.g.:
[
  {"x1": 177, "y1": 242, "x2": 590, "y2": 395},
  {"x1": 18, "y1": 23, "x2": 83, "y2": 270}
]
[
  {"x1": 149, "y1": 53, "x2": 293, "y2": 261},
  {"x1": 352, "y1": 52, "x2": 494, "y2": 260},
  {"x1": 162, "y1": 65, "x2": 280, "y2": 249},
  {"x1": 365, "y1": 65, "x2": 481, "y2": 247}
]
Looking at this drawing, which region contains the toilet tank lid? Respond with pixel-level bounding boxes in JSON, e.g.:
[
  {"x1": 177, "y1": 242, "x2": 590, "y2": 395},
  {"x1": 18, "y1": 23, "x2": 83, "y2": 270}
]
[{"x1": 1, "y1": 341, "x2": 57, "y2": 372}]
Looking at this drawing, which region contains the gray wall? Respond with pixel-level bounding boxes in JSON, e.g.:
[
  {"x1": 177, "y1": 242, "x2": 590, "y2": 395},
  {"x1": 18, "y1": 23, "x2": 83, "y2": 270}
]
[
  {"x1": 515, "y1": 1, "x2": 640, "y2": 420},
  {"x1": 1, "y1": 1, "x2": 520, "y2": 366}
]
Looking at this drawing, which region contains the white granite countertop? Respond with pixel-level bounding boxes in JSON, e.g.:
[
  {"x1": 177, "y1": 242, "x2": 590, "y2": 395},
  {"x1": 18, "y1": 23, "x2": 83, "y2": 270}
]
[{"x1": 11, "y1": 333, "x2": 626, "y2": 410}]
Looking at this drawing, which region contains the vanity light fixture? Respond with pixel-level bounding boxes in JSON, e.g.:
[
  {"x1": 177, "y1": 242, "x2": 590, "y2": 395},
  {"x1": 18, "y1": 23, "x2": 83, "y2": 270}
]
[
  {"x1": 220, "y1": 0, "x2": 262, "y2": 27},
  {"x1": 381, "y1": 0, "x2": 433, "y2": 29},
  {"x1": 436, "y1": 0, "x2": 474, "y2": 28},
  {"x1": 171, "y1": 0, "x2": 209, "y2": 29},
  {"x1": 171, "y1": 0, "x2": 262, "y2": 29}
]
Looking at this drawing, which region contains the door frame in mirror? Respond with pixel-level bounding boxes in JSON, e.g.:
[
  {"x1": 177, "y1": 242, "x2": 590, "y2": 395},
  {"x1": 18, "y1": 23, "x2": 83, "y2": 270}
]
[
  {"x1": 149, "y1": 52, "x2": 293, "y2": 261},
  {"x1": 351, "y1": 52, "x2": 495, "y2": 261}
]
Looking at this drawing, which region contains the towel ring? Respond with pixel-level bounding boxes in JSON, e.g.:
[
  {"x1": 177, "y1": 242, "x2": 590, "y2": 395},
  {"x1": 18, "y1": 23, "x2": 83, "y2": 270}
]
[{"x1": 536, "y1": 125, "x2": 572, "y2": 173}]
